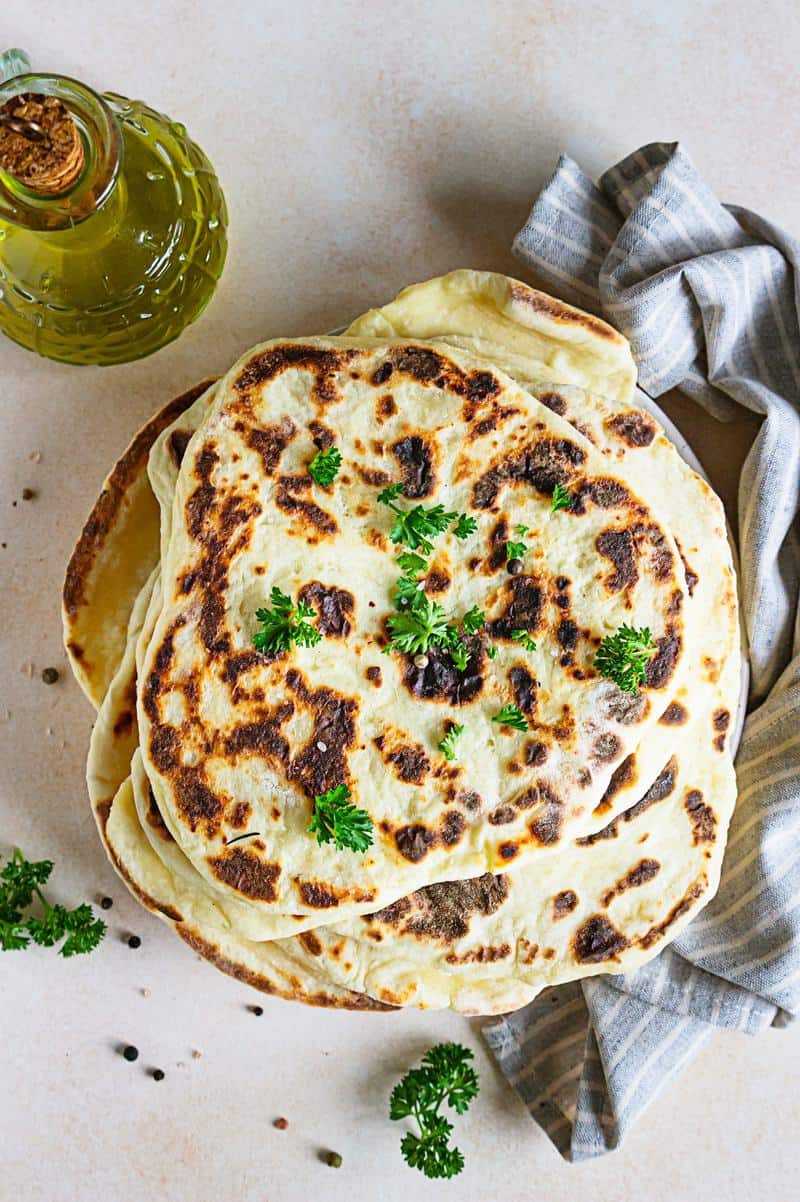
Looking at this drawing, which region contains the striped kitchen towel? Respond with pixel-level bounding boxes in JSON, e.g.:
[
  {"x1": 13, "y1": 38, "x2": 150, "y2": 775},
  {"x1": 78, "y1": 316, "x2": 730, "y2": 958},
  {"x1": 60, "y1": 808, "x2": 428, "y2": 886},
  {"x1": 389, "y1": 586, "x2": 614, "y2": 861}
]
[{"x1": 482, "y1": 142, "x2": 800, "y2": 1161}]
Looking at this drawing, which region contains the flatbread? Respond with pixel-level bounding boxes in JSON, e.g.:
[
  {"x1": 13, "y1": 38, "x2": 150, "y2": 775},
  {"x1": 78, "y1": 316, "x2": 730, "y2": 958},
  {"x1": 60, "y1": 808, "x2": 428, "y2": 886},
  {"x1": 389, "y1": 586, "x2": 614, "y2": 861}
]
[
  {"x1": 86, "y1": 584, "x2": 386, "y2": 1010},
  {"x1": 346, "y1": 270, "x2": 637, "y2": 404},
  {"x1": 64, "y1": 272, "x2": 741, "y2": 1015},
  {"x1": 137, "y1": 337, "x2": 690, "y2": 924},
  {"x1": 86, "y1": 505, "x2": 736, "y2": 1014},
  {"x1": 347, "y1": 273, "x2": 739, "y2": 824},
  {"x1": 86, "y1": 466, "x2": 737, "y2": 1014},
  {"x1": 271, "y1": 649, "x2": 738, "y2": 1012}
]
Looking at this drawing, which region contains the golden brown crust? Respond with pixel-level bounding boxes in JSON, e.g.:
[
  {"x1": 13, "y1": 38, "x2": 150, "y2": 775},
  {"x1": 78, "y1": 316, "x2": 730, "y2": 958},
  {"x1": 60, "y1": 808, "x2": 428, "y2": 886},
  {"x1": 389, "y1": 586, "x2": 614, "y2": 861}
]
[
  {"x1": 96, "y1": 782, "x2": 390, "y2": 1011},
  {"x1": 175, "y1": 927, "x2": 393, "y2": 1011},
  {"x1": 93, "y1": 792, "x2": 184, "y2": 923},
  {"x1": 509, "y1": 282, "x2": 626, "y2": 344},
  {"x1": 63, "y1": 379, "x2": 216, "y2": 621}
]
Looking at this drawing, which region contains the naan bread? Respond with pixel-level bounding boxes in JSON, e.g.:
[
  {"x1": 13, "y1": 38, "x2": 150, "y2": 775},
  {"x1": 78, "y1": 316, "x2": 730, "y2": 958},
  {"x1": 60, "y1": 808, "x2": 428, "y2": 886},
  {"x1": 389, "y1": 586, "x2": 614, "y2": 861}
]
[
  {"x1": 346, "y1": 269, "x2": 637, "y2": 404},
  {"x1": 271, "y1": 648, "x2": 738, "y2": 1012},
  {"x1": 348, "y1": 272, "x2": 740, "y2": 825},
  {"x1": 86, "y1": 580, "x2": 386, "y2": 1010},
  {"x1": 138, "y1": 337, "x2": 690, "y2": 924},
  {"x1": 85, "y1": 475, "x2": 736, "y2": 1014},
  {"x1": 64, "y1": 272, "x2": 741, "y2": 1015}
]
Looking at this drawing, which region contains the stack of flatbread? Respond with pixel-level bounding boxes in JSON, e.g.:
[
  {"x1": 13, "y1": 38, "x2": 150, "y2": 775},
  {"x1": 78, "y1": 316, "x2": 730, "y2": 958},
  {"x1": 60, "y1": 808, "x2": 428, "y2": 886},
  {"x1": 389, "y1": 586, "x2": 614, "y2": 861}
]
[{"x1": 63, "y1": 271, "x2": 740, "y2": 1014}]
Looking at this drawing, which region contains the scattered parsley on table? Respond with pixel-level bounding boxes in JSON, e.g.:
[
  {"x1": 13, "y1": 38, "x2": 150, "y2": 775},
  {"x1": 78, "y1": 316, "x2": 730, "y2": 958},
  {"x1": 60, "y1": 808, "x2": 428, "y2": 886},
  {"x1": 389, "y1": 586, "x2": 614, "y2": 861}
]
[
  {"x1": 0, "y1": 849, "x2": 105, "y2": 956},
  {"x1": 391, "y1": 1043, "x2": 479, "y2": 1179}
]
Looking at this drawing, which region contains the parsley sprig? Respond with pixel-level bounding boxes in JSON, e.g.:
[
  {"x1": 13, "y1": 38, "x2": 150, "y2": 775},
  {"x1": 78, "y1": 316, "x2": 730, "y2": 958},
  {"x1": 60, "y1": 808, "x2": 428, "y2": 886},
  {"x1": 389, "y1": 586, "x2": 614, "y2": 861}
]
[
  {"x1": 595, "y1": 624, "x2": 656, "y2": 694},
  {"x1": 377, "y1": 483, "x2": 475, "y2": 556},
  {"x1": 390, "y1": 1043, "x2": 479, "y2": 1179},
  {"x1": 461, "y1": 606, "x2": 485, "y2": 634},
  {"x1": 551, "y1": 482, "x2": 571, "y2": 513},
  {"x1": 308, "y1": 785, "x2": 373, "y2": 853},
  {"x1": 384, "y1": 554, "x2": 474, "y2": 668},
  {"x1": 452, "y1": 514, "x2": 478, "y2": 539},
  {"x1": 437, "y1": 723, "x2": 465, "y2": 762},
  {"x1": 308, "y1": 445, "x2": 342, "y2": 487},
  {"x1": 253, "y1": 586, "x2": 322, "y2": 654},
  {"x1": 0, "y1": 849, "x2": 106, "y2": 956},
  {"x1": 376, "y1": 484, "x2": 480, "y2": 669},
  {"x1": 386, "y1": 587, "x2": 451, "y2": 656},
  {"x1": 492, "y1": 704, "x2": 529, "y2": 732},
  {"x1": 506, "y1": 539, "x2": 526, "y2": 561}
]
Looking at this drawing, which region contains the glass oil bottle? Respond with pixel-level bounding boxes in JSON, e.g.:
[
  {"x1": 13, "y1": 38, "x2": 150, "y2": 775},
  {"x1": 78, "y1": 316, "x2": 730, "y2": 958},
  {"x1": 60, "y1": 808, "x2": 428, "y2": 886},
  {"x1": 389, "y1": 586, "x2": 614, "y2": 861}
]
[{"x1": 0, "y1": 49, "x2": 228, "y2": 365}]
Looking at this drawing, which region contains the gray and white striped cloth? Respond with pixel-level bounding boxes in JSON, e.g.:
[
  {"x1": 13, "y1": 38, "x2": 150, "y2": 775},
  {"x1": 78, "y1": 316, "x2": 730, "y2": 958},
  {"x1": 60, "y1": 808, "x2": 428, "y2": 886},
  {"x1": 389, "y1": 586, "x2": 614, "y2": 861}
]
[{"x1": 482, "y1": 142, "x2": 800, "y2": 1161}]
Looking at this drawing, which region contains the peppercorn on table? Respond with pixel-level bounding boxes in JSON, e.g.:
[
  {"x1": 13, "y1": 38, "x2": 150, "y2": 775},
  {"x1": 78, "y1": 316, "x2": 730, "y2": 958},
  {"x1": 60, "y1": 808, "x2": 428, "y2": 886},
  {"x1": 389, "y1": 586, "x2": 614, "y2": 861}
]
[{"x1": 1, "y1": 2, "x2": 799, "y2": 1201}]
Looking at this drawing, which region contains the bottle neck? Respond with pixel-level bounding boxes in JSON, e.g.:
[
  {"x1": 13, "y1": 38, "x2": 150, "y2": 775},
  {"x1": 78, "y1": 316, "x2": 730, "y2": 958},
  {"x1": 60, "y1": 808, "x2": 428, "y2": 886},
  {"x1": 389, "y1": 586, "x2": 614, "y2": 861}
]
[{"x1": 0, "y1": 73, "x2": 121, "y2": 231}]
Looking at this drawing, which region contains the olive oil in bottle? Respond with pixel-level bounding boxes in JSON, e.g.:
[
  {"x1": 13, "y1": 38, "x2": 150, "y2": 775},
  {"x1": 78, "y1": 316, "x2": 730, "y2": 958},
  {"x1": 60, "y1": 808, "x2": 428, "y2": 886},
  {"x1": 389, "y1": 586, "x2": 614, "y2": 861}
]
[{"x1": 0, "y1": 49, "x2": 228, "y2": 365}]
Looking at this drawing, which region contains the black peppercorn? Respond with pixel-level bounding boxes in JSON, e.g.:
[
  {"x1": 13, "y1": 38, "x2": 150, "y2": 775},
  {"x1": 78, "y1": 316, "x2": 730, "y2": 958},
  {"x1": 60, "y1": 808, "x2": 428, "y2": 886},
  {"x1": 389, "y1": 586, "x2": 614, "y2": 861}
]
[
  {"x1": 250, "y1": 1004, "x2": 264, "y2": 1016},
  {"x1": 21, "y1": 487, "x2": 36, "y2": 500},
  {"x1": 127, "y1": 934, "x2": 141, "y2": 949},
  {"x1": 41, "y1": 667, "x2": 59, "y2": 684},
  {"x1": 507, "y1": 558, "x2": 523, "y2": 576},
  {"x1": 100, "y1": 896, "x2": 113, "y2": 910},
  {"x1": 122, "y1": 1045, "x2": 139, "y2": 1062},
  {"x1": 152, "y1": 1068, "x2": 165, "y2": 1081}
]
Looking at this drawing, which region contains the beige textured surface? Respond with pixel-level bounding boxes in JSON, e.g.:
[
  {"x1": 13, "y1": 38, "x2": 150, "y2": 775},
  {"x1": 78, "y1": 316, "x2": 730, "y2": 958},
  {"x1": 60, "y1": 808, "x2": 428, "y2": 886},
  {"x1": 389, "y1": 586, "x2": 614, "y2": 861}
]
[{"x1": 0, "y1": 1, "x2": 797, "y2": 1199}]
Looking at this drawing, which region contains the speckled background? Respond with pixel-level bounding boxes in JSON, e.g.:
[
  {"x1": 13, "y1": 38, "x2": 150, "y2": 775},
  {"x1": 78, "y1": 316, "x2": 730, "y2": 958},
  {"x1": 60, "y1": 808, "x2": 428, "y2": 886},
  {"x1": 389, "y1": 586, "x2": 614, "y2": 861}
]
[{"x1": 0, "y1": 3, "x2": 797, "y2": 1199}]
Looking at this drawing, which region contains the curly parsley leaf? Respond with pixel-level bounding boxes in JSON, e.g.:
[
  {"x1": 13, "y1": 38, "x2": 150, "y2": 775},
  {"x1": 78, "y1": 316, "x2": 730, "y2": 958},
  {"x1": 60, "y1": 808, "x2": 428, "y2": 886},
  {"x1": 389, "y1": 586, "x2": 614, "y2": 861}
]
[
  {"x1": 461, "y1": 606, "x2": 485, "y2": 635},
  {"x1": 492, "y1": 704, "x2": 529, "y2": 731},
  {"x1": 0, "y1": 920, "x2": 29, "y2": 951},
  {"x1": 391, "y1": 1043, "x2": 479, "y2": 1179},
  {"x1": 389, "y1": 504, "x2": 458, "y2": 556},
  {"x1": 386, "y1": 592, "x2": 451, "y2": 655},
  {"x1": 449, "y1": 639, "x2": 470, "y2": 672},
  {"x1": 1, "y1": 850, "x2": 53, "y2": 916},
  {"x1": 511, "y1": 629, "x2": 537, "y2": 652},
  {"x1": 26, "y1": 904, "x2": 70, "y2": 948},
  {"x1": 377, "y1": 482, "x2": 405, "y2": 504},
  {"x1": 308, "y1": 445, "x2": 342, "y2": 487},
  {"x1": 395, "y1": 573, "x2": 427, "y2": 608},
  {"x1": 452, "y1": 513, "x2": 478, "y2": 540},
  {"x1": 308, "y1": 785, "x2": 373, "y2": 853},
  {"x1": 514, "y1": 523, "x2": 530, "y2": 537},
  {"x1": 253, "y1": 586, "x2": 322, "y2": 654},
  {"x1": 551, "y1": 483, "x2": 571, "y2": 513},
  {"x1": 595, "y1": 624, "x2": 656, "y2": 694},
  {"x1": 0, "y1": 849, "x2": 105, "y2": 957},
  {"x1": 396, "y1": 551, "x2": 428, "y2": 576},
  {"x1": 377, "y1": 485, "x2": 462, "y2": 555},
  {"x1": 486, "y1": 644, "x2": 498, "y2": 660},
  {"x1": 437, "y1": 723, "x2": 465, "y2": 762},
  {"x1": 59, "y1": 905, "x2": 107, "y2": 957},
  {"x1": 506, "y1": 539, "x2": 526, "y2": 562}
]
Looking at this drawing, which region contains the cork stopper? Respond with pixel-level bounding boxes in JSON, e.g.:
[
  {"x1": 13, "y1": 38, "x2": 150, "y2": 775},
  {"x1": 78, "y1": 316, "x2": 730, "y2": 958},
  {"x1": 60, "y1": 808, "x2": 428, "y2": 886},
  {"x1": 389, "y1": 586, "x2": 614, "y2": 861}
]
[{"x1": 0, "y1": 92, "x2": 84, "y2": 194}]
